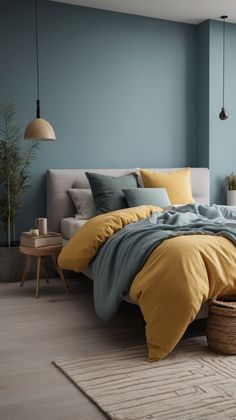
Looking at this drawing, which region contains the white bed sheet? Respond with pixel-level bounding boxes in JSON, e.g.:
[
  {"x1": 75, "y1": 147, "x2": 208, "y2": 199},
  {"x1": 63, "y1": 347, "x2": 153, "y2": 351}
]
[{"x1": 61, "y1": 217, "x2": 87, "y2": 240}]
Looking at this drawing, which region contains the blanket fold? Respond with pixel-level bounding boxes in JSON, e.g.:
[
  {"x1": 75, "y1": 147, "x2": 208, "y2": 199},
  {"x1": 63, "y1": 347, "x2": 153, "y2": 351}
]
[
  {"x1": 58, "y1": 203, "x2": 236, "y2": 361},
  {"x1": 58, "y1": 205, "x2": 160, "y2": 272},
  {"x1": 93, "y1": 203, "x2": 236, "y2": 320},
  {"x1": 130, "y1": 234, "x2": 236, "y2": 360}
]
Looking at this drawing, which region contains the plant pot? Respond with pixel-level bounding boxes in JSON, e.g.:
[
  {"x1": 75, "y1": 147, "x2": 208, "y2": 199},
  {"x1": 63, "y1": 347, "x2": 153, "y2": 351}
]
[
  {"x1": 227, "y1": 190, "x2": 236, "y2": 206},
  {"x1": 0, "y1": 243, "x2": 24, "y2": 282}
]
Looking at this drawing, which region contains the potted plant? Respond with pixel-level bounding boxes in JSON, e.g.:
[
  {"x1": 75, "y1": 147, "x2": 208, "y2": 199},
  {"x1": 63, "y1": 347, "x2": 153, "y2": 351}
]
[
  {"x1": 225, "y1": 172, "x2": 236, "y2": 206},
  {"x1": 0, "y1": 102, "x2": 39, "y2": 281}
]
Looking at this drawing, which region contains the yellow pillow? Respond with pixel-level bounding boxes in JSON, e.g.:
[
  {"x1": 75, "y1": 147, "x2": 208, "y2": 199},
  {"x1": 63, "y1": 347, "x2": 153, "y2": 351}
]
[{"x1": 140, "y1": 168, "x2": 193, "y2": 204}]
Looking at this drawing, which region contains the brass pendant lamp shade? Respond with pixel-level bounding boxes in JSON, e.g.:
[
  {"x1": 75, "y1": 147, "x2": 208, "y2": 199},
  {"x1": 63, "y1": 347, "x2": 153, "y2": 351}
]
[{"x1": 24, "y1": 0, "x2": 55, "y2": 141}]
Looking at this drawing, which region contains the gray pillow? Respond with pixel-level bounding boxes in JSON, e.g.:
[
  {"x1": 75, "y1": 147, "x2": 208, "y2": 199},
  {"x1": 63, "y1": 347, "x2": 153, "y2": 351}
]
[
  {"x1": 123, "y1": 188, "x2": 171, "y2": 208},
  {"x1": 86, "y1": 172, "x2": 138, "y2": 215},
  {"x1": 68, "y1": 189, "x2": 96, "y2": 219}
]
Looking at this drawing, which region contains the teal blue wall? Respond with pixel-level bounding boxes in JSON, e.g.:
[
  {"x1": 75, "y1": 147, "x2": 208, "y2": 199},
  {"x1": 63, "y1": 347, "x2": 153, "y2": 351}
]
[
  {"x1": 0, "y1": 0, "x2": 197, "y2": 237},
  {"x1": 197, "y1": 19, "x2": 236, "y2": 204},
  {"x1": 209, "y1": 20, "x2": 236, "y2": 204},
  {"x1": 197, "y1": 21, "x2": 210, "y2": 169}
]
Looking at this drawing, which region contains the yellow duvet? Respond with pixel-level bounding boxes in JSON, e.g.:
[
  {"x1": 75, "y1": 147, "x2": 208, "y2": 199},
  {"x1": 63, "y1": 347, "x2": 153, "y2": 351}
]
[
  {"x1": 59, "y1": 206, "x2": 236, "y2": 361},
  {"x1": 130, "y1": 234, "x2": 236, "y2": 360}
]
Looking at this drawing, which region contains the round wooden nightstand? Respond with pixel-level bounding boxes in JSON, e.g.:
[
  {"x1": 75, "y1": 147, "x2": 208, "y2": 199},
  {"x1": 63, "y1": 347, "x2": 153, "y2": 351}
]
[{"x1": 19, "y1": 245, "x2": 69, "y2": 298}]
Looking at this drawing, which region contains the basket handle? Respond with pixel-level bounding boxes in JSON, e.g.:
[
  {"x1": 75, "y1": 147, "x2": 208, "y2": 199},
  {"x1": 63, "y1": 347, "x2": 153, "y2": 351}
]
[{"x1": 210, "y1": 298, "x2": 236, "y2": 310}]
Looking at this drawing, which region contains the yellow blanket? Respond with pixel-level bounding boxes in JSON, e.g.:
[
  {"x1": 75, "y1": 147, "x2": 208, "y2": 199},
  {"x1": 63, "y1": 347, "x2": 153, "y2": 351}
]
[
  {"x1": 130, "y1": 234, "x2": 236, "y2": 360},
  {"x1": 58, "y1": 205, "x2": 160, "y2": 272},
  {"x1": 58, "y1": 206, "x2": 236, "y2": 361}
]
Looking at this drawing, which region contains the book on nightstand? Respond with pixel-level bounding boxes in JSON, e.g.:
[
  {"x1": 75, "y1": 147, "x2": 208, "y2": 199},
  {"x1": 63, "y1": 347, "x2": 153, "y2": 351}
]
[{"x1": 20, "y1": 232, "x2": 62, "y2": 248}]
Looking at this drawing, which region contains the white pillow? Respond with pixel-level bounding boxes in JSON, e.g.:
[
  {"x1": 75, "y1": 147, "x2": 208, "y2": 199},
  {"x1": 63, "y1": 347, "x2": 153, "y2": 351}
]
[
  {"x1": 68, "y1": 189, "x2": 96, "y2": 220},
  {"x1": 135, "y1": 168, "x2": 144, "y2": 187}
]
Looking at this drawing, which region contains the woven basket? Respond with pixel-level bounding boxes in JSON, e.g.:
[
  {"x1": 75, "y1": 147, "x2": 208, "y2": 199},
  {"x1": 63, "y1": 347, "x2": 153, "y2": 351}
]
[{"x1": 206, "y1": 298, "x2": 236, "y2": 355}]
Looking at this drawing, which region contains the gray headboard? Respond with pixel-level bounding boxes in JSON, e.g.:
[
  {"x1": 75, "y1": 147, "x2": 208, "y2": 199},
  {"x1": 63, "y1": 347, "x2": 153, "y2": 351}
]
[{"x1": 47, "y1": 168, "x2": 210, "y2": 233}]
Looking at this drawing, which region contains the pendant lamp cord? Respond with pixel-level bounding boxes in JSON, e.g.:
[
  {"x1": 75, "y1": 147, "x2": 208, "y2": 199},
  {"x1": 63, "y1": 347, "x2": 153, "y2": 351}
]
[
  {"x1": 222, "y1": 17, "x2": 226, "y2": 108},
  {"x1": 35, "y1": 0, "x2": 40, "y2": 118}
]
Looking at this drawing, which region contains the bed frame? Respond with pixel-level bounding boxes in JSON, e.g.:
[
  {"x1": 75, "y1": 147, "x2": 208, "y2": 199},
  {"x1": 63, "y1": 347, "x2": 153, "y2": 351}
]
[{"x1": 47, "y1": 167, "x2": 210, "y2": 233}]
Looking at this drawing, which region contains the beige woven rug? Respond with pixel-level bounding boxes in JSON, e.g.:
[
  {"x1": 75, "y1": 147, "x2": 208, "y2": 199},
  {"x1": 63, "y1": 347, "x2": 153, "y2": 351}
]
[{"x1": 54, "y1": 337, "x2": 236, "y2": 419}]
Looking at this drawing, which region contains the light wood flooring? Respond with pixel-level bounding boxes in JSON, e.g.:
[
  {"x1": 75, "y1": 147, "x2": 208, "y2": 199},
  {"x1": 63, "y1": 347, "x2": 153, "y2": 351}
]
[
  {"x1": 0, "y1": 275, "x2": 147, "y2": 420},
  {"x1": 0, "y1": 275, "x2": 205, "y2": 420}
]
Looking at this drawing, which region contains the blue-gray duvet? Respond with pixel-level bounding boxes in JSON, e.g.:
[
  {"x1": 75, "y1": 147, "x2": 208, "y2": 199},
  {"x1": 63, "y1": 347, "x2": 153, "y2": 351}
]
[{"x1": 93, "y1": 203, "x2": 236, "y2": 321}]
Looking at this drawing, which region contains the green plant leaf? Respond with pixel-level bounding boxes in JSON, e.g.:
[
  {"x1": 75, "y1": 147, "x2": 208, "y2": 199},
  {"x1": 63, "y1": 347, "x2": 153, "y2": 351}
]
[{"x1": 0, "y1": 102, "x2": 39, "y2": 244}]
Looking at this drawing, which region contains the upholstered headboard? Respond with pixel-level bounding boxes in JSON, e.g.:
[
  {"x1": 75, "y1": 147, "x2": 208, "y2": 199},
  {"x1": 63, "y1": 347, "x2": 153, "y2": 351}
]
[{"x1": 47, "y1": 168, "x2": 210, "y2": 233}]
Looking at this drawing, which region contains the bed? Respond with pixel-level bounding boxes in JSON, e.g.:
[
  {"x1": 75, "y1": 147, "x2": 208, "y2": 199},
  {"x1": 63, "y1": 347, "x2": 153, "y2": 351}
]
[
  {"x1": 47, "y1": 167, "x2": 209, "y2": 280},
  {"x1": 47, "y1": 168, "x2": 210, "y2": 232},
  {"x1": 47, "y1": 168, "x2": 236, "y2": 361}
]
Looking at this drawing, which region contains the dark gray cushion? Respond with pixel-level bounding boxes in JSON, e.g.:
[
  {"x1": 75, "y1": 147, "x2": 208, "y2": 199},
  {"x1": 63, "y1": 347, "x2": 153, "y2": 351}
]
[
  {"x1": 123, "y1": 188, "x2": 171, "y2": 208},
  {"x1": 86, "y1": 172, "x2": 138, "y2": 215}
]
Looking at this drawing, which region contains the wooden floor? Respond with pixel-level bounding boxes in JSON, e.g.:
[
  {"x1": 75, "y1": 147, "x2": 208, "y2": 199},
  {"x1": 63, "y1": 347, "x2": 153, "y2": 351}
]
[
  {"x1": 0, "y1": 275, "x2": 206, "y2": 420},
  {"x1": 0, "y1": 275, "x2": 147, "y2": 420}
]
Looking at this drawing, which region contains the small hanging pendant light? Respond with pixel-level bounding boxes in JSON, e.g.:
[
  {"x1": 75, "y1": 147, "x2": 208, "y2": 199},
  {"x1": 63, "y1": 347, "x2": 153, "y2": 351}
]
[
  {"x1": 219, "y1": 15, "x2": 229, "y2": 120},
  {"x1": 24, "y1": 0, "x2": 56, "y2": 141}
]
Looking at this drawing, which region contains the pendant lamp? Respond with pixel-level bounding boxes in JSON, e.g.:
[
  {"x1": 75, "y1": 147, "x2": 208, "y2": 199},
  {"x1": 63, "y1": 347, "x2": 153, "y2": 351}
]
[
  {"x1": 24, "y1": 0, "x2": 55, "y2": 141},
  {"x1": 219, "y1": 15, "x2": 229, "y2": 120}
]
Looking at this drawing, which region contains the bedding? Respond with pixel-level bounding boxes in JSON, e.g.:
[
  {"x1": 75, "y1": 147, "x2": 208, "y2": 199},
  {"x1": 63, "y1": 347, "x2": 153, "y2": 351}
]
[
  {"x1": 58, "y1": 203, "x2": 236, "y2": 361},
  {"x1": 61, "y1": 218, "x2": 87, "y2": 240},
  {"x1": 47, "y1": 168, "x2": 210, "y2": 233},
  {"x1": 123, "y1": 188, "x2": 170, "y2": 208},
  {"x1": 140, "y1": 167, "x2": 193, "y2": 204},
  {"x1": 86, "y1": 172, "x2": 138, "y2": 215},
  {"x1": 67, "y1": 188, "x2": 96, "y2": 220},
  {"x1": 58, "y1": 206, "x2": 159, "y2": 271}
]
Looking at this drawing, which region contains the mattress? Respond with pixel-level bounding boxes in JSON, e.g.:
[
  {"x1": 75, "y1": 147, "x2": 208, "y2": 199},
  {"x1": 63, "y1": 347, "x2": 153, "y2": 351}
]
[{"x1": 61, "y1": 217, "x2": 87, "y2": 240}]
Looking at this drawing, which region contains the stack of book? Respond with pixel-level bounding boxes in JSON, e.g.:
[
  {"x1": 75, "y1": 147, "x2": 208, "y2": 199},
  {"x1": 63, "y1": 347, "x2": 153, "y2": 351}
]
[{"x1": 20, "y1": 232, "x2": 62, "y2": 248}]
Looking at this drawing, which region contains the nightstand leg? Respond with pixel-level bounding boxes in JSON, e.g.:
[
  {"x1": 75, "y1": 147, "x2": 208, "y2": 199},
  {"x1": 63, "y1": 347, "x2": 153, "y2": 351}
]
[
  {"x1": 51, "y1": 254, "x2": 70, "y2": 294},
  {"x1": 36, "y1": 256, "x2": 41, "y2": 299},
  {"x1": 41, "y1": 257, "x2": 50, "y2": 284},
  {"x1": 20, "y1": 255, "x2": 32, "y2": 287}
]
